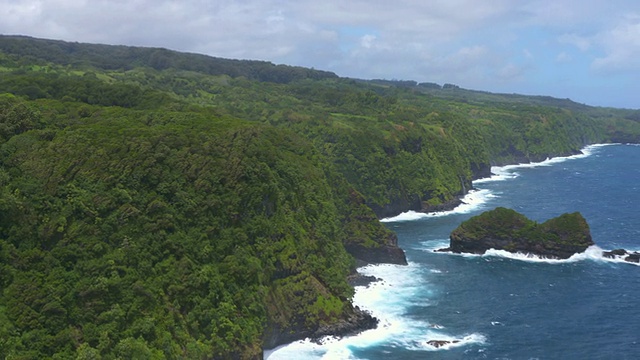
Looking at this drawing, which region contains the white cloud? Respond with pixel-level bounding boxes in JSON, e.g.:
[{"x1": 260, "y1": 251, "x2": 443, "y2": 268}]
[
  {"x1": 592, "y1": 14, "x2": 640, "y2": 72},
  {"x1": 496, "y1": 63, "x2": 529, "y2": 81},
  {"x1": 558, "y1": 33, "x2": 592, "y2": 51},
  {"x1": 1, "y1": 0, "x2": 640, "y2": 107},
  {"x1": 556, "y1": 52, "x2": 572, "y2": 63},
  {"x1": 360, "y1": 34, "x2": 376, "y2": 49},
  {"x1": 517, "y1": 0, "x2": 638, "y2": 28},
  {"x1": 296, "y1": 0, "x2": 511, "y2": 37}
]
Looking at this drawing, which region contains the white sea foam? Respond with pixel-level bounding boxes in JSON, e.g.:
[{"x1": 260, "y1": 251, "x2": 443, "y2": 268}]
[
  {"x1": 265, "y1": 263, "x2": 424, "y2": 359},
  {"x1": 383, "y1": 144, "x2": 613, "y2": 222},
  {"x1": 430, "y1": 245, "x2": 640, "y2": 267},
  {"x1": 380, "y1": 189, "x2": 496, "y2": 223},
  {"x1": 474, "y1": 144, "x2": 611, "y2": 184},
  {"x1": 484, "y1": 245, "x2": 640, "y2": 266},
  {"x1": 266, "y1": 144, "x2": 623, "y2": 359},
  {"x1": 379, "y1": 210, "x2": 429, "y2": 222},
  {"x1": 386, "y1": 144, "x2": 617, "y2": 222},
  {"x1": 265, "y1": 262, "x2": 487, "y2": 359},
  {"x1": 411, "y1": 333, "x2": 487, "y2": 352},
  {"x1": 419, "y1": 239, "x2": 450, "y2": 252}
]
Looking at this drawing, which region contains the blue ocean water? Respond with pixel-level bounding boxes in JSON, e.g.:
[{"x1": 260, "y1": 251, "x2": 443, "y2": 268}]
[{"x1": 266, "y1": 144, "x2": 640, "y2": 359}]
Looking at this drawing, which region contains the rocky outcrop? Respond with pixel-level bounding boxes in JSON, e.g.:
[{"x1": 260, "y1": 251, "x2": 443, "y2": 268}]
[
  {"x1": 426, "y1": 339, "x2": 460, "y2": 348},
  {"x1": 603, "y1": 249, "x2": 640, "y2": 263},
  {"x1": 369, "y1": 188, "x2": 471, "y2": 220},
  {"x1": 345, "y1": 242, "x2": 408, "y2": 266},
  {"x1": 439, "y1": 207, "x2": 594, "y2": 259},
  {"x1": 262, "y1": 305, "x2": 377, "y2": 351},
  {"x1": 421, "y1": 197, "x2": 463, "y2": 213},
  {"x1": 343, "y1": 188, "x2": 409, "y2": 265},
  {"x1": 471, "y1": 162, "x2": 492, "y2": 180},
  {"x1": 312, "y1": 306, "x2": 378, "y2": 341},
  {"x1": 368, "y1": 194, "x2": 422, "y2": 220},
  {"x1": 347, "y1": 273, "x2": 380, "y2": 287}
]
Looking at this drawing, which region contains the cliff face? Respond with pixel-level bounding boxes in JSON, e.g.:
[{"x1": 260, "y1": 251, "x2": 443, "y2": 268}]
[
  {"x1": 445, "y1": 207, "x2": 593, "y2": 259},
  {"x1": 344, "y1": 236, "x2": 408, "y2": 266},
  {"x1": 471, "y1": 162, "x2": 493, "y2": 180}
]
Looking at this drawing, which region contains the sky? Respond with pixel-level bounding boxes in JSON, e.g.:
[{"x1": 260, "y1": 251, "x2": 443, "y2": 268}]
[{"x1": 2, "y1": 0, "x2": 640, "y2": 108}]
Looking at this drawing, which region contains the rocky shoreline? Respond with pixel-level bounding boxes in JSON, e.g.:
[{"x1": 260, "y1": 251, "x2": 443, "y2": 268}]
[
  {"x1": 311, "y1": 305, "x2": 379, "y2": 343},
  {"x1": 347, "y1": 272, "x2": 381, "y2": 288},
  {"x1": 264, "y1": 149, "x2": 594, "y2": 357},
  {"x1": 603, "y1": 249, "x2": 640, "y2": 263},
  {"x1": 262, "y1": 303, "x2": 379, "y2": 352},
  {"x1": 262, "y1": 232, "x2": 405, "y2": 355}
]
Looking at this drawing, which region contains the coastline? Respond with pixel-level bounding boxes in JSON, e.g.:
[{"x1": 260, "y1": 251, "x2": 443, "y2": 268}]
[{"x1": 264, "y1": 144, "x2": 614, "y2": 359}]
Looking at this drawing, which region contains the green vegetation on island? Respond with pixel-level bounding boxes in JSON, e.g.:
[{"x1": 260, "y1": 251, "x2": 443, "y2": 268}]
[
  {"x1": 446, "y1": 207, "x2": 594, "y2": 258},
  {"x1": 0, "y1": 35, "x2": 639, "y2": 359}
]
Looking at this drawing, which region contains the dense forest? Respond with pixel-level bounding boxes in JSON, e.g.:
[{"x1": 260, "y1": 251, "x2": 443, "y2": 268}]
[{"x1": 1, "y1": 35, "x2": 639, "y2": 359}]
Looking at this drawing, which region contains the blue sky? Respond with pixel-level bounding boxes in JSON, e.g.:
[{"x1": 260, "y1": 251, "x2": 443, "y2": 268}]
[{"x1": 2, "y1": 0, "x2": 639, "y2": 108}]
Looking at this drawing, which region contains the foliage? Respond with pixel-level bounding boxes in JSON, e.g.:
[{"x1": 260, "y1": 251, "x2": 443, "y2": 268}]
[
  {"x1": 0, "y1": 35, "x2": 638, "y2": 358},
  {"x1": 0, "y1": 35, "x2": 338, "y2": 83},
  {"x1": 452, "y1": 207, "x2": 535, "y2": 241},
  {"x1": 0, "y1": 100, "x2": 365, "y2": 358},
  {"x1": 451, "y1": 207, "x2": 594, "y2": 256}
]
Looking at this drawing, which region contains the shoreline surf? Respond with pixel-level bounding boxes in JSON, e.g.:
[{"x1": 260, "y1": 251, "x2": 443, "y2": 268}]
[
  {"x1": 265, "y1": 143, "x2": 620, "y2": 359},
  {"x1": 265, "y1": 262, "x2": 487, "y2": 359},
  {"x1": 424, "y1": 243, "x2": 640, "y2": 267},
  {"x1": 382, "y1": 144, "x2": 612, "y2": 223}
]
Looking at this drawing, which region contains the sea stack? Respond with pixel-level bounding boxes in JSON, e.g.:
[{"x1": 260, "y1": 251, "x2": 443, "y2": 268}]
[{"x1": 441, "y1": 207, "x2": 594, "y2": 259}]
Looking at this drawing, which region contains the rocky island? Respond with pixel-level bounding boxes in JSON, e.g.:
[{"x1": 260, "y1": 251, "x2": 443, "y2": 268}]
[{"x1": 439, "y1": 207, "x2": 594, "y2": 259}]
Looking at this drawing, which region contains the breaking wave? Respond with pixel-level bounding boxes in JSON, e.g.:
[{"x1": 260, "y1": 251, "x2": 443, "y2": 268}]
[
  {"x1": 381, "y1": 189, "x2": 496, "y2": 223},
  {"x1": 382, "y1": 144, "x2": 611, "y2": 223},
  {"x1": 265, "y1": 262, "x2": 487, "y2": 359},
  {"x1": 429, "y1": 245, "x2": 640, "y2": 267}
]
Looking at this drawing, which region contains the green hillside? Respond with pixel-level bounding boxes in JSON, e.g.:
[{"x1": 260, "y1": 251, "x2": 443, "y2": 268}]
[{"x1": 1, "y1": 35, "x2": 639, "y2": 359}]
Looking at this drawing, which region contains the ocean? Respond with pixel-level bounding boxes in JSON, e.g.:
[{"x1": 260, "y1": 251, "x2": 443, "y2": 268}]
[{"x1": 265, "y1": 143, "x2": 640, "y2": 359}]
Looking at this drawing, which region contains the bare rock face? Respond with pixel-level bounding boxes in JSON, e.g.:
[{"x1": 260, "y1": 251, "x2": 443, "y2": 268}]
[
  {"x1": 440, "y1": 207, "x2": 594, "y2": 259},
  {"x1": 345, "y1": 242, "x2": 408, "y2": 266},
  {"x1": 603, "y1": 249, "x2": 640, "y2": 263}
]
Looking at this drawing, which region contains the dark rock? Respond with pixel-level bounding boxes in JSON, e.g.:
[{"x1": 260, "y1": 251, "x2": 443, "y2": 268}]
[
  {"x1": 610, "y1": 249, "x2": 628, "y2": 256},
  {"x1": 421, "y1": 198, "x2": 463, "y2": 213},
  {"x1": 262, "y1": 305, "x2": 378, "y2": 350},
  {"x1": 369, "y1": 189, "x2": 471, "y2": 220},
  {"x1": 443, "y1": 207, "x2": 593, "y2": 259},
  {"x1": 312, "y1": 306, "x2": 378, "y2": 342},
  {"x1": 345, "y1": 243, "x2": 408, "y2": 265},
  {"x1": 603, "y1": 249, "x2": 628, "y2": 258},
  {"x1": 601, "y1": 248, "x2": 640, "y2": 263},
  {"x1": 625, "y1": 253, "x2": 640, "y2": 263},
  {"x1": 426, "y1": 339, "x2": 460, "y2": 348},
  {"x1": 345, "y1": 231, "x2": 407, "y2": 265},
  {"x1": 368, "y1": 194, "x2": 422, "y2": 219},
  {"x1": 471, "y1": 162, "x2": 492, "y2": 180},
  {"x1": 347, "y1": 273, "x2": 380, "y2": 287}
]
